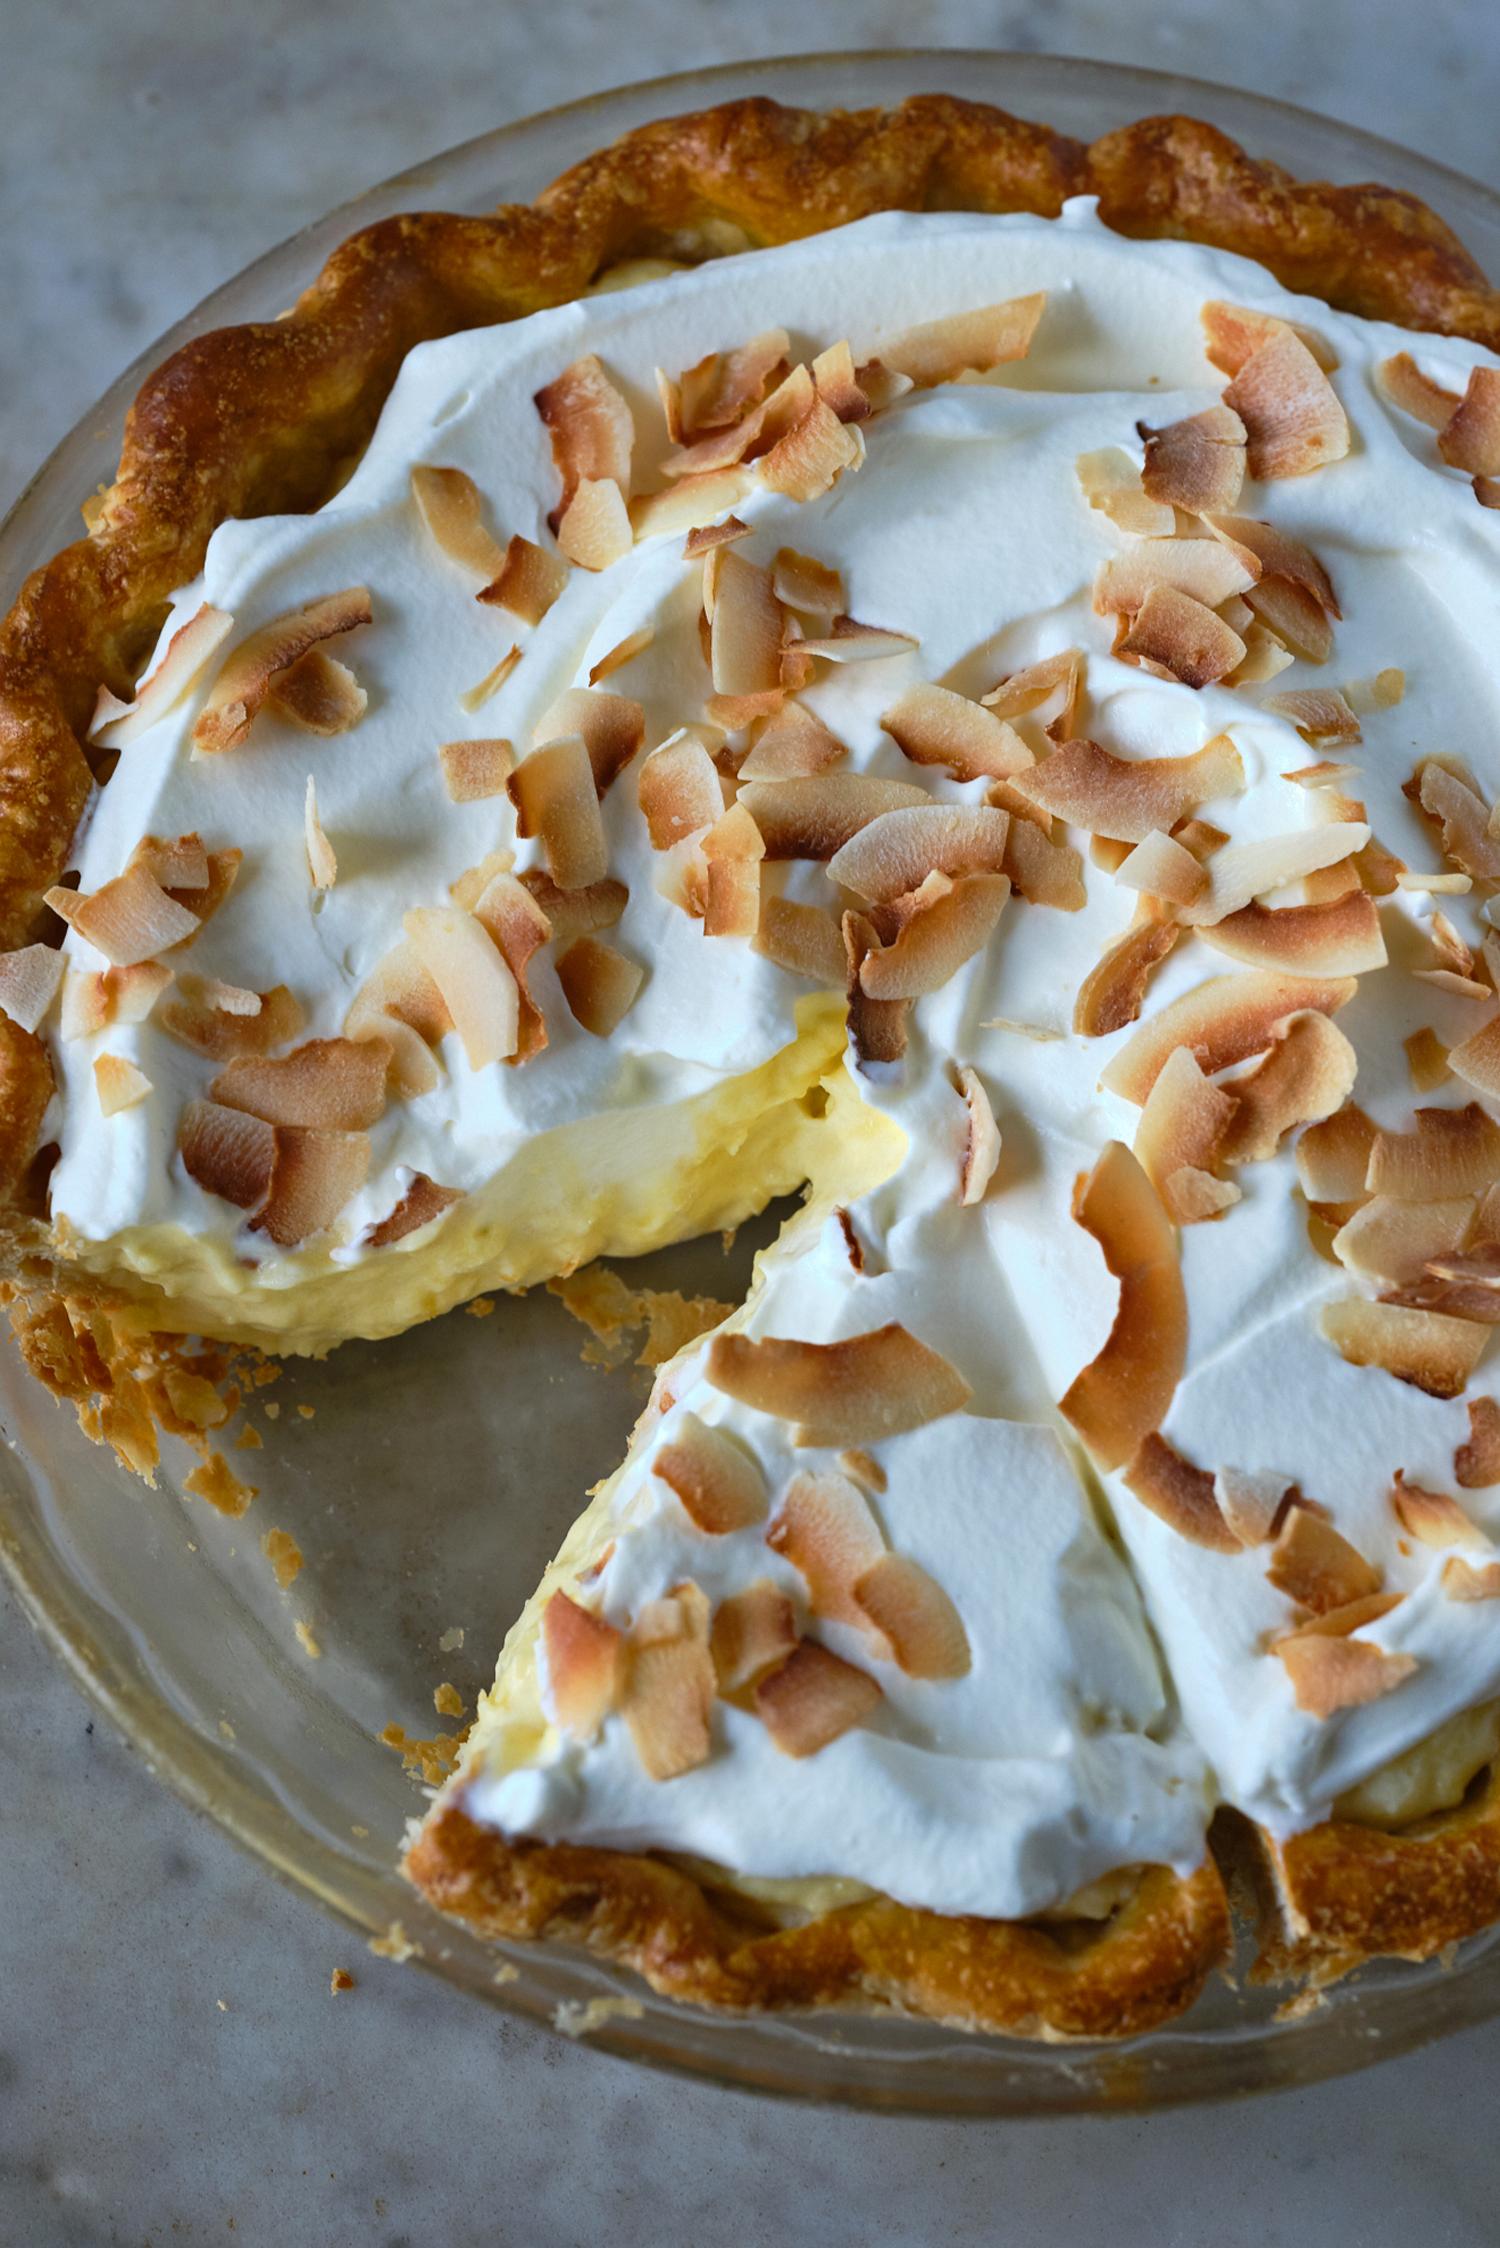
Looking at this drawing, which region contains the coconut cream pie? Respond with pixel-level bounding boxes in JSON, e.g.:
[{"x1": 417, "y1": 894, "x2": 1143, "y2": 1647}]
[{"x1": 7, "y1": 96, "x2": 1500, "y2": 2035}]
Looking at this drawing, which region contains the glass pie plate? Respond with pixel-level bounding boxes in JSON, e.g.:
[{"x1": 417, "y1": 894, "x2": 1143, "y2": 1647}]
[{"x1": 6, "y1": 50, "x2": 1500, "y2": 2117}]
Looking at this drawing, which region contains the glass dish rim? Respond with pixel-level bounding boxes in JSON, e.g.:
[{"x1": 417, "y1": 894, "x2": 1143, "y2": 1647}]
[{"x1": 6, "y1": 47, "x2": 1500, "y2": 2117}]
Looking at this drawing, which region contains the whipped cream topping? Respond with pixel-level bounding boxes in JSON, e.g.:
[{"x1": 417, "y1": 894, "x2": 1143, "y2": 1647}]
[{"x1": 48, "y1": 200, "x2": 1500, "y2": 1911}]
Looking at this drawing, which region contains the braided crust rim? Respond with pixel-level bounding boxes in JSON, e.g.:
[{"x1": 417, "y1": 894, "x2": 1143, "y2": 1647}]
[
  {"x1": 4, "y1": 92, "x2": 1500, "y2": 2026},
  {"x1": 1250, "y1": 1764, "x2": 1500, "y2": 1986},
  {"x1": 405, "y1": 1805, "x2": 1230, "y2": 2039}
]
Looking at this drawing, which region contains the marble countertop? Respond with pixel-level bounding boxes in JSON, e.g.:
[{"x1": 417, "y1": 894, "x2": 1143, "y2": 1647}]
[{"x1": 4, "y1": 3, "x2": 1500, "y2": 2240}]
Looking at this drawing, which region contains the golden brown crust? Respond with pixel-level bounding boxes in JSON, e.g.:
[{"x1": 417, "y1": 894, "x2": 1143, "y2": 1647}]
[
  {"x1": 1248, "y1": 1763, "x2": 1500, "y2": 1984},
  {"x1": 405, "y1": 1802, "x2": 1229, "y2": 2038}
]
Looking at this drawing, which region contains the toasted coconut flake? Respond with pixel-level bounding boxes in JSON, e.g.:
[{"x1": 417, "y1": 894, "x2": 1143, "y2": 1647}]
[
  {"x1": 365, "y1": 1173, "x2": 462, "y2": 1248},
  {"x1": 127, "y1": 832, "x2": 210, "y2": 892},
  {"x1": 1415, "y1": 760, "x2": 1500, "y2": 881},
  {"x1": 1395, "y1": 870, "x2": 1470, "y2": 896},
  {"x1": 881, "y1": 684, "x2": 1032, "y2": 783},
  {"x1": 1437, "y1": 367, "x2": 1500, "y2": 475},
  {"x1": 1095, "y1": 539, "x2": 1256, "y2": 617},
  {"x1": 535, "y1": 354, "x2": 633, "y2": 512},
  {"x1": 0, "y1": 944, "x2": 65, "y2": 1034},
  {"x1": 542, "y1": 1591, "x2": 621, "y2": 1739},
  {"x1": 796, "y1": 616, "x2": 919, "y2": 665},
  {"x1": 828, "y1": 804, "x2": 1011, "y2": 904},
  {"x1": 1406, "y1": 1028, "x2": 1452, "y2": 1093},
  {"x1": 1201, "y1": 890, "x2": 1385, "y2": 978},
  {"x1": 1391, "y1": 1471, "x2": 1482, "y2": 1550},
  {"x1": 759, "y1": 396, "x2": 864, "y2": 503},
  {"x1": 89, "y1": 603, "x2": 234, "y2": 747},
  {"x1": 161, "y1": 979, "x2": 301, "y2": 1062},
  {"x1": 766, "y1": 1470, "x2": 885, "y2": 1627},
  {"x1": 654, "y1": 1412, "x2": 766, "y2": 1535},
  {"x1": 556, "y1": 477, "x2": 632, "y2": 571},
  {"x1": 638, "y1": 731, "x2": 723, "y2": 847},
  {"x1": 517, "y1": 871, "x2": 626, "y2": 950},
  {"x1": 809, "y1": 339, "x2": 870, "y2": 424},
  {"x1": 1134, "y1": 1046, "x2": 1236, "y2": 1204},
  {"x1": 709, "y1": 1324, "x2": 970, "y2": 1448},
  {"x1": 772, "y1": 550, "x2": 845, "y2": 619},
  {"x1": 456, "y1": 643, "x2": 522, "y2": 713},
  {"x1": 1202, "y1": 301, "x2": 1338, "y2": 377},
  {"x1": 475, "y1": 534, "x2": 569, "y2": 627},
  {"x1": 752, "y1": 895, "x2": 844, "y2": 986},
  {"x1": 1392, "y1": 1242, "x2": 1500, "y2": 1324},
  {"x1": 1205, "y1": 513, "x2": 1340, "y2": 613},
  {"x1": 438, "y1": 737, "x2": 513, "y2": 804},
  {"x1": 1011, "y1": 732, "x2": 1243, "y2": 846},
  {"x1": 1296, "y1": 1102, "x2": 1377, "y2": 1210},
  {"x1": 69, "y1": 866, "x2": 202, "y2": 965},
  {"x1": 1179, "y1": 823, "x2": 1369, "y2": 929},
  {"x1": 1101, "y1": 970, "x2": 1355, "y2": 1104},
  {"x1": 534, "y1": 687, "x2": 644, "y2": 795},
  {"x1": 739, "y1": 703, "x2": 846, "y2": 781},
  {"x1": 1118, "y1": 586, "x2": 1247, "y2": 689},
  {"x1": 1073, "y1": 918, "x2": 1180, "y2": 1039},
  {"x1": 1475, "y1": 476, "x2": 1500, "y2": 510},
  {"x1": 981, "y1": 648, "x2": 1085, "y2": 736},
  {"x1": 509, "y1": 736, "x2": 609, "y2": 890},
  {"x1": 1376, "y1": 351, "x2": 1461, "y2": 430},
  {"x1": 1059, "y1": 1143, "x2": 1186, "y2": 1471},
  {"x1": 1114, "y1": 829, "x2": 1209, "y2": 908},
  {"x1": 344, "y1": 941, "x2": 448, "y2": 1095},
  {"x1": 1320, "y1": 1297, "x2": 1489, "y2": 1397},
  {"x1": 1139, "y1": 404, "x2": 1248, "y2": 512},
  {"x1": 682, "y1": 519, "x2": 749, "y2": 561},
  {"x1": 1001, "y1": 819, "x2": 1086, "y2": 912},
  {"x1": 852, "y1": 358, "x2": 914, "y2": 413},
  {"x1": 621, "y1": 1588, "x2": 715, "y2": 1782},
  {"x1": 1124, "y1": 1434, "x2": 1238, "y2": 1552},
  {"x1": 178, "y1": 1099, "x2": 276, "y2": 1210},
  {"x1": 703, "y1": 852, "x2": 762, "y2": 941},
  {"x1": 1164, "y1": 1166, "x2": 1242, "y2": 1224},
  {"x1": 587, "y1": 626, "x2": 654, "y2": 687},
  {"x1": 402, "y1": 907, "x2": 518, "y2": 1070},
  {"x1": 1219, "y1": 1013, "x2": 1358, "y2": 1164},
  {"x1": 880, "y1": 293, "x2": 1045, "y2": 386},
  {"x1": 252, "y1": 1125, "x2": 370, "y2": 1248},
  {"x1": 711, "y1": 1582, "x2": 800, "y2": 1695},
  {"x1": 1278, "y1": 1633, "x2": 1417, "y2": 1717},
  {"x1": 1456, "y1": 1395, "x2": 1500, "y2": 1486},
  {"x1": 709, "y1": 552, "x2": 784, "y2": 697},
  {"x1": 409, "y1": 465, "x2": 504, "y2": 578},
  {"x1": 858, "y1": 871, "x2": 1009, "y2": 1000},
  {"x1": 631, "y1": 468, "x2": 753, "y2": 541},
  {"x1": 844, "y1": 914, "x2": 909, "y2": 1070},
  {"x1": 303, "y1": 777, "x2": 336, "y2": 892},
  {"x1": 1267, "y1": 1505, "x2": 1382, "y2": 1614},
  {"x1": 754, "y1": 1640, "x2": 882, "y2": 1757},
  {"x1": 268, "y1": 649, "x2": 367, "y2": 737},
  {"x1": 677, "y1": 328, "x2": 789, "y2": 439},
  {"x1": 740, "y1": 774, "x2": 929, "y2": 861},
  {"x1": 1075, "y1": 447, "x2": 1177, "y2": 537},
  {"x1": 556, "y1": 937, "x2": 643, "y2": 1036},
  {"x1": 954, "y1": 1063, "x2": 1001, "y2": 1205},
  {"x1": 470, "y1": 871, "x2": 551, "y2": 1063},
  {"x1": 1243, "y1": 579, "x2": 1334, "y2": 665},
  {"x1": 1332, "y1": 1196, "x2": 1473, "y2": 1287},
  {"x1": 1215, "y1": 1467, "x2": 1294, "y2": 1548},
  {"x1": 193, "y1": 587, "x2": 371, "y2": 758},
  {"x1": 1442, "y1": 1553, "x2": 1500, "y2": 1599},
  {"x1": 210, "y1": 1036, "x2": 389, "y2": 1131},
  {"x1": 1265, "y1": 689, "x2": 1361, "y2": 746},
  {"x1": 1224, "y1": 329, "x2": 1350, "y2": 479},
  {"x1": 93, "y1": 1053, "x2": 151, "y2": 1116},
  {"x1": 1368, "y1": 1105, "x2": 1500, "y2": 1200},
  {"x1": 1447, "y1": 1015, "x2": 1500, "y2": 1103},
  {"x1": 852, "y1": 1552, "x2": 970, "y2": 1679}
]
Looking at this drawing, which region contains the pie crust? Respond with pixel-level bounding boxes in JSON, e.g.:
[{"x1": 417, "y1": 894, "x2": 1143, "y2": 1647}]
[{"x1": 9, "y1": 92, "x2": 1500, "y2": 2037}]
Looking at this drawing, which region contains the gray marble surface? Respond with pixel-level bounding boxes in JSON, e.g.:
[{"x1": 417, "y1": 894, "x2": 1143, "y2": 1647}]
[{"x1": 4, "y1": 3, "x2": 1500, "y2": 2241}]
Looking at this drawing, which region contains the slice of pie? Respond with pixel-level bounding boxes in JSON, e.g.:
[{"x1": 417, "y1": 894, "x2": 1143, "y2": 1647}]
[{"x1": 7, "y1": 95, "x2": 1500, "y2": 2035}]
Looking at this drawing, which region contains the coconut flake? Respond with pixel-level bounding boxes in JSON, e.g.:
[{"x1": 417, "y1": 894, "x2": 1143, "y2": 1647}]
[
  {"x1": 620, "y1": 1587, "x2": 715, "y2": 1782},
  {"x1": 535, "y1": 354, "x2": 634, "y2": 513},
  {"x1": 303, "y1": 778, "x2": 336, "y2": 891},
  {"x1": 758, "y1": 397, "x2": 864, "y2": 503},
  {"x1": 88, "y1": 604, "x2": 234, "y2": 748},
  {"x1": 178, "y1": 1098, "x2": 276, "y2": 1210},
  {"x1": 753, "y1": 895, "x2": 845, "y2": 986},
  {"x1": 1223, "y1": 329, "x2": 1350, "y2": 479},
  {"x1": 740, "y1": 774, "x2": 929, "y2": 861},
  {"x1": 953, "y1": 1062, "x2": 1001, "y2": 1205},
  {"x1": 555, "y1": 937, "x2": 643, "y2": 1036},
  {"x1": 857, "y1": 871, "x2": 1010, "y2": 1000},
  {"x1": 637, "y1": 731, "x2": 723, "y2": 848},
  {"x1": 209, "y1": 1036, "x2": 389, "y2": 1130},
  {"x1": 1094, "y1": 539, "x2": 1256, "y2": 617},
  {"x1": 753, "y1": 1641, "x2": 882, "y2": 1757},
  {"x1": 766, "y1": 1470, "x2": 886, "y2": 1627},
  {"x1": 1218, "y1": 1013, "x2": 1358, "y2": 1164},
  {"x1": 1059, "y1": 1142, "x2": 1186, "y2": 1471},
  {"x1": 534, "y1": 687, "x2": 644, "y2": 795},
  {"x1": 509, "y1": 736, "x2": 609, "y2": 890},
  {"x1": 69, "y1": 866, "x2": 203, "y2": 965},
  {"x1": 853, "y1": 1553, "x2": 971, "y2": 1678},
  {"x1": 556, "y1": 478, "x2": 632, "y2": 571},
  {"x1": 1073, "y1": 917, "x2": 1181, "y2": 1038},
  {"x1": 1123, "y1": 1433, "x2": 1239, "y2": 1552},
  {"x1": 409, "y1": 466, "x2": 505, "y2": 578},
  {"x1": 438, "y1": 738, "x2": 513, "y2": 803},
  {"x1": 1100, "y1": 970, "x2": 1355, "y2": 1104},
  {"x1": 654, "y1": 1412, "x2": 766, "y2": 1534},
  {"x1": 1215, "y1": 1467, "x2": 1294, "y2": 1548},
  {"x1": 1267, "y1": 1504, "x2": 1382, "y2": 1613},
  {"x1": 880, "y1": 293, "x2": 1045, "y2": 385},
  {"x1": 1114, "y1": 829, "x2": 1209, "y2": 908},
  {"x1": 1134, "y1": 1046, "x2": 1236, "y2": 1210},
  {"x1": 1075, "y1": 448, "x2": 1176, "y2": 538},
  {"x1": 93, "y1": 1053, "x2": 151, "y2": 1116},
  {"x1": 161, "y1": 979, "x2": 302, "y2": 1062},
  {"x1": 478, "y1": 535, "x2": 570, "y2": 626},
  {"x1": 1438, "y1": 367, "x2": 1500, "y2": 476},
  {"x1": 1139, "y1": 404, "x2": 1247, "y2": 512},
  {"x1": 542, "y1": 1591, "x2": 622, "y2": 1739},
  {"x1": 0, "y1": 945, "x2": 66, "y2": 1034},
  {"x1": 269, "y1": 649, "x2": 368, "y2": 738},
  {"x1": 711, "y1": 1582, "x2": 800, "y2": 1695},
  {"x1": 1376, "y1": 352, "x2": 1461, "y2": 430},
  {"x1": 1010, "y1": 733, "x2": 1244, "y2": 845},
  {"x1": 707, "y1": 1324, "x2": 970, "y2": 1447},
  {"x1": 1177, "y1": 824, "x2": 1370, "y2": 928},
  {"x1": 881, "y1": 683, "x2": 1033, "y2": 783},
  {"x1": 1319, "y1": 1298, "x2": 1489, "y2": 1398},
  {"x1": 1200, "y1": 890, "x2": 1385, "y2": 977},
  {"x1": 365, "y1": 1173, "x2": 462, "y2": 1249},
  {"x1": 1201, "y1": 301, "x2": 1339, "y2": 377}
]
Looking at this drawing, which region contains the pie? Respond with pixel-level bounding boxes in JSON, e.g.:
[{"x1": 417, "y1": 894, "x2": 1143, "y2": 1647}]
[{"x1": 6, "y1": 93, "x2": 1500, "y2": 2039}]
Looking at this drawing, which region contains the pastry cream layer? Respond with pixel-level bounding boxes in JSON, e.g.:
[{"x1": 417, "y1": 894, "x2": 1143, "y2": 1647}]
[{"x1": 59, "y1": 995, "x2": 850, "y2": 1350}]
